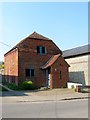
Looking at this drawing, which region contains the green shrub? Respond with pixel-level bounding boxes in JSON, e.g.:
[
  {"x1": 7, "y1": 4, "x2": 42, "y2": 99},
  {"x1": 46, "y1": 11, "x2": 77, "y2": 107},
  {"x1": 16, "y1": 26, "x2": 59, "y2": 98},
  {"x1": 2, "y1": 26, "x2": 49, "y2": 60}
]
[
  {"x1": 71, "y1": 85, "x2": 74, "y2": 89},
  {"x1": 21, "y1": 81, "x2": 40, "y2": 90},
  {"x1": 0, "y1": 86, "x2": 8, "y2": 91},
  {"x1": 2, "y1": 78, "x2": 7, "y2": 85},
  {"x1": 74, "y1": 88, "x2": 77, "y2": 92},
  {"x1": 21, "y1": 81, "x2": 33, "y2": 90},
  {"x1": 2, "y1": 87, "x2": 8, "y2": 91},
  {"x1": 7, "y1": 83, "x2": 18, "y2": 90},
  {"x1": 1, "y1": 64, "x2": 4, "y2": 69}
]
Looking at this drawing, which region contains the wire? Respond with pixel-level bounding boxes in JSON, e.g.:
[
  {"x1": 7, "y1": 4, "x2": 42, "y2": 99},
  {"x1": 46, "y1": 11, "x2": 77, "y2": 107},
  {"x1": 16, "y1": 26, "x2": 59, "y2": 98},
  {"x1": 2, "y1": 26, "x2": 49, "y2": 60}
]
[{"x1": 0, "y1": 41, "x2": 12, "y2": 48}]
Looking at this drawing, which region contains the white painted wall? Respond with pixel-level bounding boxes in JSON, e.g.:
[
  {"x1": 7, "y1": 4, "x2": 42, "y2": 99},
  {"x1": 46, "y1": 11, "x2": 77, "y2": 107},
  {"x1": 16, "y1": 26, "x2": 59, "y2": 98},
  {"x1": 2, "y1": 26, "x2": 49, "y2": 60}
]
[
  {"x1": 67, "y1": 82, "x2": 82, "y2": 89},
  {"x1": 65, "y1": 54, "x2": 89, "y2": 85}
]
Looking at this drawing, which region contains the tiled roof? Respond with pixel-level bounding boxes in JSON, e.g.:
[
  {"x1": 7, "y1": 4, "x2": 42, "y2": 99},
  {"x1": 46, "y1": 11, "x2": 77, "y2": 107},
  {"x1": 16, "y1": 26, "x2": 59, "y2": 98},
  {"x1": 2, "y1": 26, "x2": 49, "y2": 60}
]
[
  {"x1": 16, "y1": 32, "x2": 52, "y2": 47},
  {"x1": 41, "y1": 54, "x2": 61, "y2": 69},
  {"x1": 28, "y1": 32, "x2": 52, "y2": 41},
  {"x1": 4, "y1": 32, "x2": 52, "y2": 55},
  {"x1": 63, "y1": 44, "x2": 90, "y2": 58}
]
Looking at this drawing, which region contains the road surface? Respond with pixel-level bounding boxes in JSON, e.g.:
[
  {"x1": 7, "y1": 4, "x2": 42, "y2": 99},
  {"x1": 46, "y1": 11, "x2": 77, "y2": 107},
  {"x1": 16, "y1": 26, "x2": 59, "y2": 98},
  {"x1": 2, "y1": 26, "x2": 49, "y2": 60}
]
[{"x1": 2, "y1": 99, "x2": 88, "y2": 118}]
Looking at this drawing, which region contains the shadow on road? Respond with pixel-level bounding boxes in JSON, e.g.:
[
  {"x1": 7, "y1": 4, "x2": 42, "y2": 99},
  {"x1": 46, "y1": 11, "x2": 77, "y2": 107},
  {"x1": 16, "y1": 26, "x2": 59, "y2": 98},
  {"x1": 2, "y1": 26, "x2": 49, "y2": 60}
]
[
  {"x1": 1, "y1": 89, "x2": 48, "y2": 97},
  {"x1": 1, "y1": 91, "x2": 29, "y2": 97}
]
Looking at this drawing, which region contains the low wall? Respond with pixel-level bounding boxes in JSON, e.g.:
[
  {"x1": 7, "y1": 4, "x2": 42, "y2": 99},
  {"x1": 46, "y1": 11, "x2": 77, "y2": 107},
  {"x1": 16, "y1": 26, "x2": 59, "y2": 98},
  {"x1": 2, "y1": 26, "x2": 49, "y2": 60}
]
[{"x1": 67, "y1": 82, "x2": 82, "y2": 89}]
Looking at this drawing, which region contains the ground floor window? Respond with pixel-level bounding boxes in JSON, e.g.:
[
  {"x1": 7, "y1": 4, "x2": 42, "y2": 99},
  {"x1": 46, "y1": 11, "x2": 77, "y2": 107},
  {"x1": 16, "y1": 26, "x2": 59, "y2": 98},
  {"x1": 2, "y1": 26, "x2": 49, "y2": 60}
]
[
  {"x1": 26, "y1": 69, "x2": 35, "y2": 77},
  {"x1": 60, "y1": 71, "x2": 62, "y2": 80}
]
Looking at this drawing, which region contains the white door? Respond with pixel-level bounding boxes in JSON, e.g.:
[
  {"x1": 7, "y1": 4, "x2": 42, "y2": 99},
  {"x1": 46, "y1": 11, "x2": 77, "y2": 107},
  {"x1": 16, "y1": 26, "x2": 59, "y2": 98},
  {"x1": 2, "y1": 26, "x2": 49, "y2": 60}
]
[{"x1": 48, "y1": 74, "x2": 50, "y2": 87}]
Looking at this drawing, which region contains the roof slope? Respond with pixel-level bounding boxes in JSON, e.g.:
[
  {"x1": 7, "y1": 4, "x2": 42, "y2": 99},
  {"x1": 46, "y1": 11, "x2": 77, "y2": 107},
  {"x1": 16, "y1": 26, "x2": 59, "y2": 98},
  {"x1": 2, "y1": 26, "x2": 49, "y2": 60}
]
[
  {"x1": 4, "y1": 32, "x2": 52, "y2": 55},
  {"x1": 14, "y1": 32, "x2": 52, "y2": 48},
  {"x1": 63, "y1": 44, "x2": 90, "y2": 58},
  {"x1": 28, "y1": 32, "x2": 52, "y2": 41},
  {"x1": 41, "y1": 54, "x2": 61, "y2": 69}
]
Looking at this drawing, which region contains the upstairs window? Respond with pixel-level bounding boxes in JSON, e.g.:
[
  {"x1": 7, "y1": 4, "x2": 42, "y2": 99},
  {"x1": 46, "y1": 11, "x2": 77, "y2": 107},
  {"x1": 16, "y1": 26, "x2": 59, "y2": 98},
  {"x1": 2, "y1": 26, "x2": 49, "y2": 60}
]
[
  {"x1": 37, "y1": 46, "x2": 46, "y2": 54},
  {"x1": 37, "y1": 46, "x2": 40, "y2": 53},
  {"x1": 26, "y1": 69, "x2": 35, "y2": 77},
  {"x1": 42, "y1": 46, "x2": 45, "y2": 54}
]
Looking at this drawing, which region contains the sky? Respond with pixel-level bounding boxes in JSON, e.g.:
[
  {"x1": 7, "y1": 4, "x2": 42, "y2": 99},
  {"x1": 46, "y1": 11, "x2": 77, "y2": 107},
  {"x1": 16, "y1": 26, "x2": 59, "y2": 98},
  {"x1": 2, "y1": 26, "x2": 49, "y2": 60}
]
[{"x1": 0, "y1": 2, "x2": 88, "y2": 61}]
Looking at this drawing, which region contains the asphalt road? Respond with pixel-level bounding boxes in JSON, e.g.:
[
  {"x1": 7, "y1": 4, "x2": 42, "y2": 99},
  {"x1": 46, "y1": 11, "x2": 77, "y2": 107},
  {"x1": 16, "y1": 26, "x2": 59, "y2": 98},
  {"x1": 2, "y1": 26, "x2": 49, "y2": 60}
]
[{"x1": 2, "y1": 99, "x2": 88, "y2": 118}]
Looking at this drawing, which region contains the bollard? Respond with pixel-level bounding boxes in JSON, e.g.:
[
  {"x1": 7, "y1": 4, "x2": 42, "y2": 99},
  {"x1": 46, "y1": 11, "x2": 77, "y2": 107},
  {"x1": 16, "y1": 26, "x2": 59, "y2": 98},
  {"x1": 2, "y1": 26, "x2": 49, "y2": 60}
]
[{"x1": 76, "y1": 85, "x2": 78, "y2": 92}]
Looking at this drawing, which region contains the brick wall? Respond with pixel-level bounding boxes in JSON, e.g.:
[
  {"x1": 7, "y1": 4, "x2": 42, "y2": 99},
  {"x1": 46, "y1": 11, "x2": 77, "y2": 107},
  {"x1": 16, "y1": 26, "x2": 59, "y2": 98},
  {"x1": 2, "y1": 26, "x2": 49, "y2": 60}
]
[
  {"x1": 18, "y1": 38, "x2": 61, "y2": 87},
  {"x1": 4, "y1": 37, "x2": 69, "y2": 88},
  {"x1": 4, "y1": 48, "x2": 18, "y2": 85},
  {"x1": 50, "y1": 56, "x2": 69, "y2": 88}
]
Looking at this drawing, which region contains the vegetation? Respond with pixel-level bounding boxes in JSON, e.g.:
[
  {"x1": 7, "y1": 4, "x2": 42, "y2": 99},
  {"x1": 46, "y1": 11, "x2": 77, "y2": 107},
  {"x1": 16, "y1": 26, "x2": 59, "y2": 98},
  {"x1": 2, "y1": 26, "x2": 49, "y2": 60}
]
[
  {"x1": 6, "y1": 83, "x2": 18, "y2": 90},
  {"x1": 0, "y1": 85, "x2": 8, "y2": 91},
  {"x1": 2, "y1": 79, "x2": 39, "y2": 91},
  {"x1": 71, "y1": 85, "x2": 74, "y2": 89},
  {"x1": 0, "y1": 62, "x2": 4, "y2": 69},
  {"x1": 74, "y1": 88, "x2": 77, "y2": 92},
  {"x1": 21, "y1": 80, "x2": 38, "y2": 90},
  {"x1": 1, "y1": 63, "x2": 4, "y2": 69}
]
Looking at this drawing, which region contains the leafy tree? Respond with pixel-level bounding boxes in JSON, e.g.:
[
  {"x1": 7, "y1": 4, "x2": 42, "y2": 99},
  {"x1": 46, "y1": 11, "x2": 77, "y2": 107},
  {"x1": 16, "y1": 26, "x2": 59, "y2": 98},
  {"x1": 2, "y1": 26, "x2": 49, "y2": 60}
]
[{"x1": 1, "y1": 62, "x2": 4, "y2": 69}]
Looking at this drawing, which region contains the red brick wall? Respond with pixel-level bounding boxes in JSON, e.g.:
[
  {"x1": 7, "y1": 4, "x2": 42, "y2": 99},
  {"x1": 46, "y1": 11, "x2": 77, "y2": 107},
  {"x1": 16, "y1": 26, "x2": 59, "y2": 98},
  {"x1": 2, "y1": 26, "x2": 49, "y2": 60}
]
[
  {"x1": 4, "y1": 48, "x2": 18, "y2": 85},
  {"x1": 50, "y1": 56, "x2": 69, "y2": 88},
  {"x1": 18, "y1": 38, "x2": 61, "y2": 87},
  {"x1": 17, "y1": 38, "x2": 61, "y2": 55},
  {"x1": 4, "y1": 37, "x2": 69, "y2": 88}
]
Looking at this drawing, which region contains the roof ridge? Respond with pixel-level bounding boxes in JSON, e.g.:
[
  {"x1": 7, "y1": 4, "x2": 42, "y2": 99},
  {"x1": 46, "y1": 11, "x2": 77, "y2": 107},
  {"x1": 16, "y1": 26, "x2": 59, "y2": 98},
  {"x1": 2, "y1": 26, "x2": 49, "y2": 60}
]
[
  {"x1": 28, "y1": 32, "x2": 52, "y2": 41},
  {"x1": 4, "y1": 32, "x2": 52, "y2": 55},
  {"x1": 63, "y1": 44, "x2": 90, "y2": 58},
  {"x1": 63, "y1": 44, "x2": 89, "y2": 52}
]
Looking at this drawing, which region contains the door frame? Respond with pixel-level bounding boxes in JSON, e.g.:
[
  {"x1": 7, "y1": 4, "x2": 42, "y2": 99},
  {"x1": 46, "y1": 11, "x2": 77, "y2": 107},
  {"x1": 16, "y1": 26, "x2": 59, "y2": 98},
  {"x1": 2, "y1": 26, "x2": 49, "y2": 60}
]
[{"x1": 46, "y1": 67, "x2": 51, "y2": 88}]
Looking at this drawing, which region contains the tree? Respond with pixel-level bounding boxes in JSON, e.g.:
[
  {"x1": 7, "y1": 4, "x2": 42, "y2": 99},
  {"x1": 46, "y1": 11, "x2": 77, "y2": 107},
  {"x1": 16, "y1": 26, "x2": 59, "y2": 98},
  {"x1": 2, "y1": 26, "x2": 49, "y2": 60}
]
[{"x1": 1, "y1": 62, "x2": 4, "y2": 69}]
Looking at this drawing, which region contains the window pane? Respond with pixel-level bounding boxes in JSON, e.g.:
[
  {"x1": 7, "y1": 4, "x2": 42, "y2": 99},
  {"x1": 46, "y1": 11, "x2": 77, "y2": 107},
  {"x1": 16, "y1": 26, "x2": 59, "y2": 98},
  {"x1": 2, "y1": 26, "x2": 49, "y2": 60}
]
[
  {"x1": 26, "y1": 69, "x2": 30, "y2": 77},
  {"x1": 42, "y1": 46, "x2": 45, "y2": 54},
  {"x1": 37, "y1": 46, "x2": 46, "y2": 54},
  {"x1": 31, "y1": 69, "x2": 34, "y2": 76},
  {"x1": 37, "y1": 46, "x2": 40, "y2": 53}
]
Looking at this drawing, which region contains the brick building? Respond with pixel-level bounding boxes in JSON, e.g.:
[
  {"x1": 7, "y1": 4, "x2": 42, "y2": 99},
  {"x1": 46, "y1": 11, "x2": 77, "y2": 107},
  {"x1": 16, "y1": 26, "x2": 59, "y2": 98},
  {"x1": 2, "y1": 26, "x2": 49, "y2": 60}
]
[{"x1": 4, "y1": 32, "x2": 69, "y2": 89}]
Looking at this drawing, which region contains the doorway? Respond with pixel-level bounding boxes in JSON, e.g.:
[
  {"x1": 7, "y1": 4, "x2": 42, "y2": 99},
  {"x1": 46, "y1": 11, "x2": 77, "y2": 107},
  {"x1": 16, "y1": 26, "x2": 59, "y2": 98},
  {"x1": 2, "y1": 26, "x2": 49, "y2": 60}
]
[{"x1": 46, "y1": 67, "x2": 51, "y2": 88}]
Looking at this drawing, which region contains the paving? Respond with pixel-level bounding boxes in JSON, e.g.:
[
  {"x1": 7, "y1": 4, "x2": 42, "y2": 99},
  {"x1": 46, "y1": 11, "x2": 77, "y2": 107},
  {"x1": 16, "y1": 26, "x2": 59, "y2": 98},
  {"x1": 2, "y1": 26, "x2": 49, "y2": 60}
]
[{"x1": 0, "y1": 88, "x2": 89, "y2": 103}]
